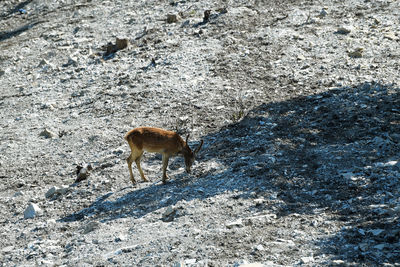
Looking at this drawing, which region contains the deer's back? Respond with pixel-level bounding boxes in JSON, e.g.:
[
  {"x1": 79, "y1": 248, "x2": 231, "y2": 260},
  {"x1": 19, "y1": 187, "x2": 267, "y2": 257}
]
[{"x1": 125, "y1": 127, "x2": 183, "y2": 153}]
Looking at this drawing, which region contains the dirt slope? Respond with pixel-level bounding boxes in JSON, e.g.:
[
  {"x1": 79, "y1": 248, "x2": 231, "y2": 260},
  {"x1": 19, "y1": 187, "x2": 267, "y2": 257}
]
[{"x1": 0, "y1": 0, "x2": 399, "y2": 266}]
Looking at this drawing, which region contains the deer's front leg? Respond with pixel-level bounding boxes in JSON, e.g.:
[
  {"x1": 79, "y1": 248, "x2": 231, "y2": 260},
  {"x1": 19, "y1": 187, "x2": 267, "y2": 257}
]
[{"x1": 161, "y1": 154, "x2": 170, "y2": 184}]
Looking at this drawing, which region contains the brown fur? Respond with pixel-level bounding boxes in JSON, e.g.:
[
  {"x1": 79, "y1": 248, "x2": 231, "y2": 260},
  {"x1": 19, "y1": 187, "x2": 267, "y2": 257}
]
[{"x1": 125, "y1": 127, "x2": 203, "y2": 184}]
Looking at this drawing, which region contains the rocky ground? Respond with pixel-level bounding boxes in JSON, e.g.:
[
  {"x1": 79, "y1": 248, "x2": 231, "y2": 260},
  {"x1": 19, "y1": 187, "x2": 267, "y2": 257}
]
[{"x1": 0, "y1": 0, "x2": 399, "y2": 266}]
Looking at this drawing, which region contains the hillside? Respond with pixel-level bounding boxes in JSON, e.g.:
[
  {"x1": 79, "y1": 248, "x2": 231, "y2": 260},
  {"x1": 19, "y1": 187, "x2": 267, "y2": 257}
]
[{"x1": 1, "y1": 0, "x2": 399, "y2": 266}]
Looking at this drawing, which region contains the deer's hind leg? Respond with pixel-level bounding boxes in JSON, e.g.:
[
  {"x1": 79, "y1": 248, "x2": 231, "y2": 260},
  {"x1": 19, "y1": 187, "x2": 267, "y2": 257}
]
[
  {"x1": 127, "y1": 144, "x2": 147, "y2": 184},
  {"x1": 126, "y1": 152, "x2": 136, "y2": 185},
  {"x1": 134, "y1": 151, "x2": 149, "y2": 182}
]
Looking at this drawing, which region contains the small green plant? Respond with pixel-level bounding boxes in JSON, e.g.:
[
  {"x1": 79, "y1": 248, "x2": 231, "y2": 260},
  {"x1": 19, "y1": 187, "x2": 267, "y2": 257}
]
[
  {"x1": 231, "y1": 109, "x2": 245, "y2": 122},
  {"x1": 231, "y1": 93, "x2": 246, "y2": 122}
]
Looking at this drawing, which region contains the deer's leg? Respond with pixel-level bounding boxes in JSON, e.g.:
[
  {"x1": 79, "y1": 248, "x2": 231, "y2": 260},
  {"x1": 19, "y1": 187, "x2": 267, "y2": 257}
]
[
  {"x1": 134, "y1": 151, "x2": 149, "y2": 182},
  {"x1": 126, "y1": 153, "x2": 136, "y2": 185},
  {"x1": 161, "y1": 154, "x2": 170, "y2": 184}
]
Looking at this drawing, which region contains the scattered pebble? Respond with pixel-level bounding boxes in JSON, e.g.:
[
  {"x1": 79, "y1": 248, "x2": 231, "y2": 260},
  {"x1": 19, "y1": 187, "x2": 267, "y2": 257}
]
[
  {"x1": 167, "y1": 14, "x2": 179, "y2": 23},
  {"x1": 1, "y1": 0, "x2": 400, "y2": 266},
  {"x1": 39, "y1": 128, "x2": 57, "y2": 139},
  {"x1": 336, "y1": 26, "x2": 352, "y2": 34},
  {"x1": 162, "y1": 206, "x2": 178, "y2": 222},
  {"x1": 226, "y1": 219, "x2": 244, "y2": 229},
  {"x1": 82, "y1": 221, "x2": 100, "y2": 234},
  {"x1": 24, "y1": 203, "x2": 43, "y2": 219},
  {"x1": 348, "y1": 47, "x2": 364, "y2": 58}
]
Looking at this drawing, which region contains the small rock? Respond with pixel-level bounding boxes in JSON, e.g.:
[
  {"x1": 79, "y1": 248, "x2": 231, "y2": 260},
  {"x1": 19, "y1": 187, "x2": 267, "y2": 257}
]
[
  {"x1": 369, "y1": 229, "x2": 384, "y2": 236},
  {"x1": 216, "y1": 7, "x2": 228, "y2": 14},
  {"x1": 167, "y1": 14, "x2": 179, "y2": 23},
  {"x1": 336, "y1": 26, "x2": 352, "y2": 34},
  {"x1": 116, "y1": 37, "x2": 129, "y2": 50},
  {"x1": 359, "y1": 243, "x2": 368, "y2": 251},
  {"x1": 40, "y1": 260, "x2": 55, "y2": 266},
  {"x1": 47, "y1": 219, "x2": 57, "y2": 225},
  {"x1": 82, "y1": 221, "x2": 99, "y2": 234},
  {"x1": 15, "y1": 178, "x2": 26, "y2": 188},
  {"x1": 24, "y1": 203, "x2": 43, "y2": 219},
  {"x1": 45, "y1": 186, "x2": 60, "y2": 198},
  {"x1": 384, "y1": 32, "x2": 397, "y2": 41},
  {"x1": 300, "y1": 256, "x2": 314, "y2": 264},
  {"x1": 13, "y1": 191, "x2": 24, "y2": 197},
  {"x1": 348, "y1": 47, "x2": 364, "y2": 58},
  {"x1": 238, "y1": 263, "x2": 264, "y2": 267},
  {"x1": 318, "y1": 8, "x2": 328, "y2": 18},
  {"x1": 37, "y1": 59, "x2": 49, "y2": 68},
  {"x1": 172, "y1": 262, "x2": 185, "y2": 267},
  {"x1": 164, "y1": 206, "x2": 175, "y2": 216},
  {"x1": 243, "y1": 214, "x2": 276, "y2": 225},
  {"x1": 332, "y1": 260, "x2": 345, "y2": 265},
  {"x1": 45, "y1": 185, "x2": 69, "y2": 198},
  {"x1": 39, "y1": 128, "x2": 56, "y2": 139},
  {"x1": 374, "y1": 244, "x2": 386, "y2": 250},
  {"x1": 63, "y1": 54, "x2": 78, "y2": 67},
  {"x1": 41, "y1": 102, "x2": 56, "y2": 110},
  {"x1": 297, "y1": 54, "x2": 306, "y2": 61},
  {"x1": 203, "y1": 10, "x2": 211, "y2": 22},
  {"x1": 293, "y1": 34, "x2": 305, "y2": 40},
  {"x1": 105, "y1": 43, "x2": 118, "y2": 55},
  {"x1": 255, "y1": 244, "x2": 264, "y2": 251},
  {"x1": 75, "y1": 164, "x2": 93, "y2": 183},
  {"x1": 253, "y1": 198, "x2": 265, "y2": 205},
  {"x1": 2, "y1": 246, "x2": 14, "y2": 253},
  {"x1": 341, "y1": 172, "x2": 355, "y2": 179},
  {"x1": 57, "y1": 185, "x2": 69, "y2": 194},
  {"x1": 375, "y1": 161, "x2": 398, "y2": 168},
  {"x1": 162, "y1": 206, "x2": 178, "y2": 222},
  {"x1": 114, "y1": 234, "x2": 126, "y2": 242},
  {"x1": 226, "y1": 218, "x2": 244, "y2": 229},
  {"x1": 185, "y1": 258, "x2": 196, "y2": 264}
]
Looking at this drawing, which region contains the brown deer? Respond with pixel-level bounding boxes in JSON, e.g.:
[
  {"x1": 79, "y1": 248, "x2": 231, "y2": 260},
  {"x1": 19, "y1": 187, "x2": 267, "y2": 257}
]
[{"x1": 124, "y1": 127, "x2": 203, "y2": 184}]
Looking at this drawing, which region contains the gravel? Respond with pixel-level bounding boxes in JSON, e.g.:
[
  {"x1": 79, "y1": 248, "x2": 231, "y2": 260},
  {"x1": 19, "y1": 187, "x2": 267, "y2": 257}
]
[{"x1": 1, "y1": 0, "x2": 399, "y2": 266}]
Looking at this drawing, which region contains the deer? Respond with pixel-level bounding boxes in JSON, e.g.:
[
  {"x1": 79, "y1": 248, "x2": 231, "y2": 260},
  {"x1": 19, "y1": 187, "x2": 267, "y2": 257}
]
[{"x1": 124, "y1": 127, "x2": 203, "y2": 185}]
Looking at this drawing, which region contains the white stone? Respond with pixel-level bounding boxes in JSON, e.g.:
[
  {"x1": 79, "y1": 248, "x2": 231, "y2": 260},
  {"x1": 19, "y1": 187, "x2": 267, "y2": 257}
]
[
  {"x1": 301, "y1": 256, "x2": 314, "y2": 264},
  {"x1": 2, "y1": 245, "x2": 14, "y2": 253},
  {"x1": 45, "y1": 185, "x2": 69, "y2": 198},
  {"x1": 226, "y1": 219, "x2": 244, "y2": 229},
  {"x1": 255, "y1": 244, "x2": 265, "y2": 251},
  {"x1": 185, "y1": 259, "x2": 196, "y2": 264},
  {"x1": 24, "y1": 203, "x2": 43, "y2": 219},
  {"x1": 47, "y1": 219, "x2": 57, "y2": 225}
]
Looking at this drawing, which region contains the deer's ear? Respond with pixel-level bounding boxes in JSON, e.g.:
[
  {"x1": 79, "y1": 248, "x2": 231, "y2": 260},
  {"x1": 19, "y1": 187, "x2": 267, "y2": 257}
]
[{"x1": 194, "y1": 140, "x2": 204, "y2": 154}]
